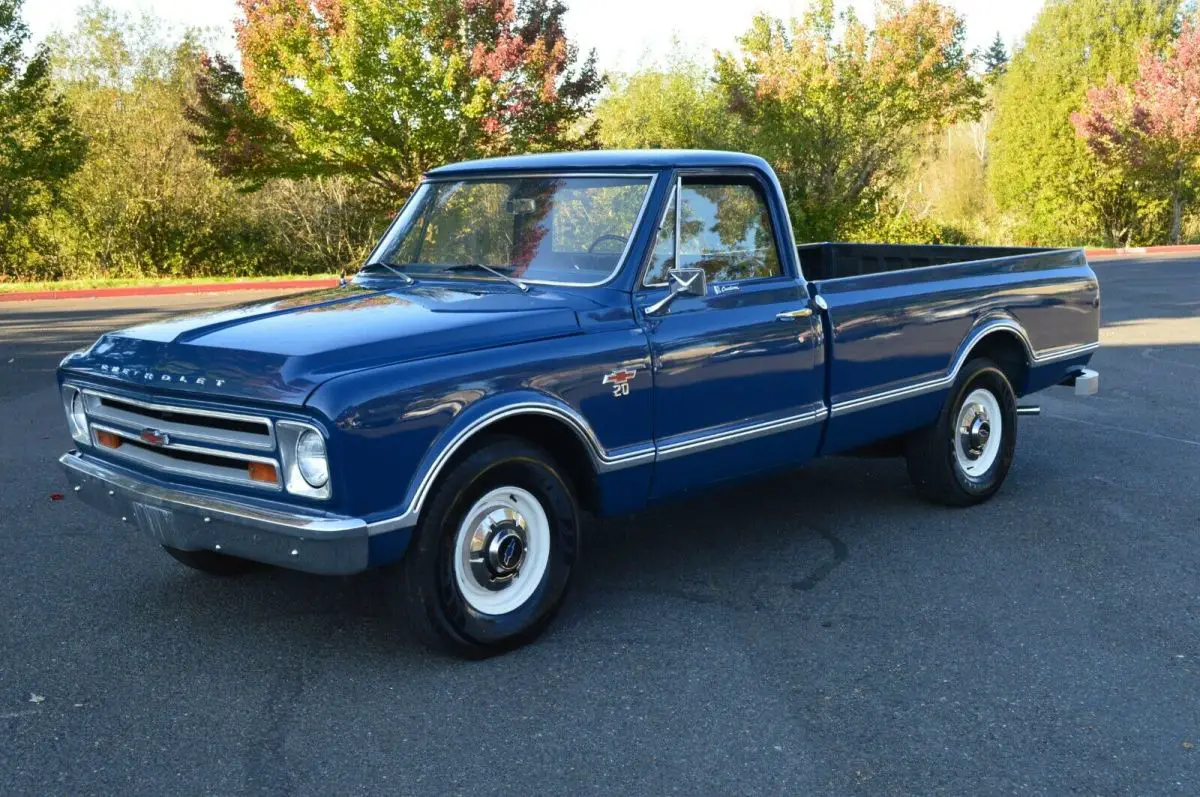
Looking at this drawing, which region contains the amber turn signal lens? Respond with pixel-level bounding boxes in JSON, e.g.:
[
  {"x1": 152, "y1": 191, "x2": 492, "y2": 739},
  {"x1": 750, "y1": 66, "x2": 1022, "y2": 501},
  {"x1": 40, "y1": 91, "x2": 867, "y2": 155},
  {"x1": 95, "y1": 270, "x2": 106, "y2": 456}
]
[
  {"x1": 96, "y1": 430, "x2": 122, "y2": 449},
  {"x1": 247, "y1": 462, "x2": 278, "y2": 484}
]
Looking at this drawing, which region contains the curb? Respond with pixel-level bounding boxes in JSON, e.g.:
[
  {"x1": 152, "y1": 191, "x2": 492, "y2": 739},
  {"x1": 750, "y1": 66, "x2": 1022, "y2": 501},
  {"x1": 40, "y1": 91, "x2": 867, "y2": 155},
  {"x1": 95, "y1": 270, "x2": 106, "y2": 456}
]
[
  {"x1": 0, "y1": 277, "x2": 339, "y2": 303},
  {"x1": 1085, "y1": 244, "x2": 1200, "y2": 257}
]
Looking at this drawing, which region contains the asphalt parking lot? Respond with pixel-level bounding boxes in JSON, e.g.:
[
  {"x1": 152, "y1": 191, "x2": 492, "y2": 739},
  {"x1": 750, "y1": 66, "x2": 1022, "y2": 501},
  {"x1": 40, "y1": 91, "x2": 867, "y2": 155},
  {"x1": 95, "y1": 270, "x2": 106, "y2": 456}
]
[{"x1": 1, "y1": 256, "x2": 1198, "y2": 795}]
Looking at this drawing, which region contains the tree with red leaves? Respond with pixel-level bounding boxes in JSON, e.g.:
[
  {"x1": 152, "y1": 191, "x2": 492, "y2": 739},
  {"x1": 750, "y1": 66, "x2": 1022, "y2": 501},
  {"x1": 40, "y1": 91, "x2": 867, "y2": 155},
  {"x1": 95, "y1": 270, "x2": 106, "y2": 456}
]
[
  {"x1": 187, "y1": 0, "x2": 601, "y2": 195},
  {"x1": 1073, "y1": 20, "x2": 1200, "y2": 244}
]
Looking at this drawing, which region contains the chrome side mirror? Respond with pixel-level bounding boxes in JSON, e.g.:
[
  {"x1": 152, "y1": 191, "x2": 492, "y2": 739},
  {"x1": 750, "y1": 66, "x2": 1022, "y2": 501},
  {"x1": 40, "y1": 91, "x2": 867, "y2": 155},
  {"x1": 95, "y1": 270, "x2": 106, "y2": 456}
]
[{"x1": 645, "y1": 267, "x2": 707, "y2": 317}]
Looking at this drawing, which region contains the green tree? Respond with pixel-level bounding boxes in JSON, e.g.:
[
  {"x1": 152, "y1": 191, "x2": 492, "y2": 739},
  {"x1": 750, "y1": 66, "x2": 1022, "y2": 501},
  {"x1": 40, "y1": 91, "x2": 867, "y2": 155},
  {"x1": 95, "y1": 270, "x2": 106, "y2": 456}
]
[
  {"x1": 38, "y1": 3, "x2": 386, "y2": 282},
  {"x1": 0, "y1": 0, "x2": 86, "y2": 274},
  {"x1": 981, "y1": 33, "x2": 1008, "y2": 79},
  {"x1": 1072, "y1": 19, "x2": 1200, "y2": 243},
  {"x1": 594, "y1": 50, "x2": 744, "y2": 150},
  {"x1": 988, "y1": 0, "x2": 1181, "y2": 246},
  {"x1": 43, "y1": 4, "x2": 253, "y2": 279},
  {"x1": 714, "y1": 0, "x2": 983, "y2": 241},
  {"x1": 188, "y1": 0, "x2": 602, "y2": 195}
]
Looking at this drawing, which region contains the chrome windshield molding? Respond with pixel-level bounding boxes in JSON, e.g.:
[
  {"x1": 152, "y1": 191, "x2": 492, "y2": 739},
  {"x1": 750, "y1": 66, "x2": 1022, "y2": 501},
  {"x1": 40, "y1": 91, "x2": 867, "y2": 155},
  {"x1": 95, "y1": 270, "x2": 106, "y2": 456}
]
[
  {"x1": 80, "y1": 388, "x2": 275, "y2": 451},
  {"x1": 381, "y1": 173, "x2": 659, "y2": 289},
  {"x1": 90, "y1": 423, "x2": 282, "y2": 492},
  {"x1": 655, "y1": 405, "x2": 828, "y2": 462},
  {"x1": 60, "y1": 452, "x2": 364, "y2": 535},
  {"x1": 828, "y1": 320, "x2": 1099, "y2": 418}
]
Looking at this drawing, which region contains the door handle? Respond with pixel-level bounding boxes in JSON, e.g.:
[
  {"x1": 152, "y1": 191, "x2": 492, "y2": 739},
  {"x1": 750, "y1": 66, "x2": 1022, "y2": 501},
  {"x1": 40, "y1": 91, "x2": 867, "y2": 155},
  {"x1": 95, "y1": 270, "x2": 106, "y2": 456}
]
[{"x1": 776, "y1": 308, "x2": 813, "y2": 321}]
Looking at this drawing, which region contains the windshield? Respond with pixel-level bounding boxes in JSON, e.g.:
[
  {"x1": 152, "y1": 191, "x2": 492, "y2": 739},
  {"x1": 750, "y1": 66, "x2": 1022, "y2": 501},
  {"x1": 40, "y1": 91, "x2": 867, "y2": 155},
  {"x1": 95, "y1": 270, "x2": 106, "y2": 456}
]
[{"x1": 366, "y1": 175, "x2": 654, "y2": 286}]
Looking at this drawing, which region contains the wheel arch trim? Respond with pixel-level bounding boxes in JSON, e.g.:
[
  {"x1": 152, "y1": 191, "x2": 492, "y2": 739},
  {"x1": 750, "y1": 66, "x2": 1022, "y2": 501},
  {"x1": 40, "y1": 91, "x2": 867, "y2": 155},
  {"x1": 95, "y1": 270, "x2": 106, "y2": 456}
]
[
  {"x1": 367, "y1": 400, "x2": 653, "y2": 535},
  {"x1": 828, "y1": 318, "x2": 1097, "y2": 417}
]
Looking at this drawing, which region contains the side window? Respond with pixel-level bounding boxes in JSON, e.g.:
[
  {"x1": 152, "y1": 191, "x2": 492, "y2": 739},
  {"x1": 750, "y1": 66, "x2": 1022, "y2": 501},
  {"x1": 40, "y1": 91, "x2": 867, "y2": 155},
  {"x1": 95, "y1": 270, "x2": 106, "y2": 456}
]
[
  {"x1": 641, "y1": 188, "x2": 676, "y2": 286},
  {"x1": 678, "y1": 178, "x2": 782, "y2": 283}
]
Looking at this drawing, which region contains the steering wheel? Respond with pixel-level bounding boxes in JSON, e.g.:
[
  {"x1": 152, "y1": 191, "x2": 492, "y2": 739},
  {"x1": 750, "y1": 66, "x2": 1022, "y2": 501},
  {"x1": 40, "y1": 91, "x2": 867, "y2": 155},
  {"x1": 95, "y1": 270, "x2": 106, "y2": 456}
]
[{"x1": 587, "y1": 233, "x2": 628, "y2": 254}]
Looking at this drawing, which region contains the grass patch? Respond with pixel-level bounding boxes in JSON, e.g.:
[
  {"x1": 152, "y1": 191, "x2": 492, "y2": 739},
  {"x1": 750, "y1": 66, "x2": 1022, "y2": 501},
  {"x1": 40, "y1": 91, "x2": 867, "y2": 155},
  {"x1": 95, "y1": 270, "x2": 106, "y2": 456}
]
[{"x1": 0, "y1": 274, "x2": 340, "y2": 294}]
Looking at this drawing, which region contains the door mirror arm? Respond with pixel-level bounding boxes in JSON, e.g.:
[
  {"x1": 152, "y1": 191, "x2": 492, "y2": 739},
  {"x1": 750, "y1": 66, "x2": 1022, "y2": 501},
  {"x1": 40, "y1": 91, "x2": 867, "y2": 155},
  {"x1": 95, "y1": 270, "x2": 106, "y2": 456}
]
[{"x1": 644, "y1": 267, "x2": 707, "y2": 317}]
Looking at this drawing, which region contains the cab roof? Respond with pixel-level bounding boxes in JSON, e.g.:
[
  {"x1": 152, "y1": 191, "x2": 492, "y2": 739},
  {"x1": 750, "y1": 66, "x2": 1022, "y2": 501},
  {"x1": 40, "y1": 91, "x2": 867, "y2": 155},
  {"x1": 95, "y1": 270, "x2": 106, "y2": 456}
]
[{"x1": 425, "y1": 149, "x2": 772, "y2": 177}]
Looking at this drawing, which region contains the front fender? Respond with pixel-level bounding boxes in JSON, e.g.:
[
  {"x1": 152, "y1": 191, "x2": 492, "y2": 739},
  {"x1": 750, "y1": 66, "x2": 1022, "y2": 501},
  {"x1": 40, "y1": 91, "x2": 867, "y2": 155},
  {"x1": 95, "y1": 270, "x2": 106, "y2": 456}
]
[
  {"x1": 370, "y1": 388, "x2": 655, "y2": 535},
  {"x1": 305, "y1": 328, "x2": 653, "y2": 537}
]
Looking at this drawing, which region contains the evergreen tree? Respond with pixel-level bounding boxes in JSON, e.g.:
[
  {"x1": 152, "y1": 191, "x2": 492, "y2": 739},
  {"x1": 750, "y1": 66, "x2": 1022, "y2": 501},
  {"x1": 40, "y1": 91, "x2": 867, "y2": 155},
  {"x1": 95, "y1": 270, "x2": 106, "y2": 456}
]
[
  {"x1": 988, "y1": 0, "x2": 1181, "y2": 245},
  {"x1": 982, "y1": 33, "x2": 1009, "y2": 78}
]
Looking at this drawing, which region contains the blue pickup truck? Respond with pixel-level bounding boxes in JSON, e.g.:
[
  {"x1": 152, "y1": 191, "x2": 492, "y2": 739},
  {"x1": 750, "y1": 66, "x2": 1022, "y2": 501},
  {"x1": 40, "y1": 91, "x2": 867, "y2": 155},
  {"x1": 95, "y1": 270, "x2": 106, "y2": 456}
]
[{"x1": 59, "y1": 150, "x2": 1100, "y2": 656}]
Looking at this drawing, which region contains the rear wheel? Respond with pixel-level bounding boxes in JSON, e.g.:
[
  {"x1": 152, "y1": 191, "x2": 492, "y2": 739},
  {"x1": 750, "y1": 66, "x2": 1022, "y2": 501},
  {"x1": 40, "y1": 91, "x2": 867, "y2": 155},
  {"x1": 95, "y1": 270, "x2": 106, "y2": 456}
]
[
  {"x1": 162, "y1": 546, "x2": 261, "y2": 576},
  {"x1": 905, "y1": 357, "x2": 1018, "y2": 506},
  {"x1": 400, "y1": 437, "x2": 580, "y2": 658}
]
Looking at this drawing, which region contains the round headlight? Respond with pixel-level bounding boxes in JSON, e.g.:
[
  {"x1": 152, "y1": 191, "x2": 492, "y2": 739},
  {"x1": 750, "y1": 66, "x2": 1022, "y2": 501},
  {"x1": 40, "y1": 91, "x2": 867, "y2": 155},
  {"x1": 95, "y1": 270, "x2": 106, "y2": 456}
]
[
  {"x1": 295, "y1": 429, "x2": 328, "y2": 488},
  {"x1": 69, "y1": 391, "x2": 89, "y2": 440}
]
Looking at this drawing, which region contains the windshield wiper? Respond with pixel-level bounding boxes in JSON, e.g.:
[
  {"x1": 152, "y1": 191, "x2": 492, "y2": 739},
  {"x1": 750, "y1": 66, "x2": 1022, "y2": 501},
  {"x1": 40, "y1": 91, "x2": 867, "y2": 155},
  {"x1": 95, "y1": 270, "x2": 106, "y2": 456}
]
[
  {"x1": 359, "y1": 261, "x2": 415, "y2": 284},
  {"x1": 445, "y1": 263, "x2": 529, "y2": 293}
]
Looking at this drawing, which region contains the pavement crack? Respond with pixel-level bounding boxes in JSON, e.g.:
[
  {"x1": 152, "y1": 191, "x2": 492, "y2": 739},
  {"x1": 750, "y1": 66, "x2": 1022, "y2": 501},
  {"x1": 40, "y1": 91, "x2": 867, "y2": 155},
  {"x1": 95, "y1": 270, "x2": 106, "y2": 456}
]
[
  {"x1": 241, "y1": 668, "x2": 305, "y2": 795},
  {"x1": 791, "y1": 525, "x2": 849, "y2": 592},
  {"x1": 1051, "y1": 413, "x2": 1200, "y2": 448}
]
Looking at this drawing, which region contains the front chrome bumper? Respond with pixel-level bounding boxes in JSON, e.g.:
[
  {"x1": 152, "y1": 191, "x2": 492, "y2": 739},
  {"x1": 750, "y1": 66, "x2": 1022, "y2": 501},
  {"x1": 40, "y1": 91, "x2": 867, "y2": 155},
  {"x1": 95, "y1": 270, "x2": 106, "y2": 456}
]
[{"x1": 59, "y1": 451, "x2": 369, "y2": 575}]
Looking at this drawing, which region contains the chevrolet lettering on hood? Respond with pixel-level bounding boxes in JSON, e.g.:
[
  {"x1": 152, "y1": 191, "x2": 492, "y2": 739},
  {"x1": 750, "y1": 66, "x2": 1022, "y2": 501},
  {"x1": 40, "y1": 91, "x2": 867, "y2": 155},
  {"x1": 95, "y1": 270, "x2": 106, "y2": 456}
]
[{"x1": 97, "y1": 364, "x2": 225, "y2": 388}]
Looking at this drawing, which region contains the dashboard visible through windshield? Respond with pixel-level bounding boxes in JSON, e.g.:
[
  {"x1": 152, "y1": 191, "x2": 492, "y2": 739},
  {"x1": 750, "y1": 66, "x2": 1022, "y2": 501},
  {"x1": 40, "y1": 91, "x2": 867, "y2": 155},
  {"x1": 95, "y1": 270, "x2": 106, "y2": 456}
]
[{"x1": 366, "y1": 175, "x2": 654, "y2": 286}]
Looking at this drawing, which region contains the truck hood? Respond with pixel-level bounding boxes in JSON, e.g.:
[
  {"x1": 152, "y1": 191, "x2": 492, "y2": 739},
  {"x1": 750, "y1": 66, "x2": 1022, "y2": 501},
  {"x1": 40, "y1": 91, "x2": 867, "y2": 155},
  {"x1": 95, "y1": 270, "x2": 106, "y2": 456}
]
[{"x1": 61, "y1": 283, "x2": 589, "y2": 406}]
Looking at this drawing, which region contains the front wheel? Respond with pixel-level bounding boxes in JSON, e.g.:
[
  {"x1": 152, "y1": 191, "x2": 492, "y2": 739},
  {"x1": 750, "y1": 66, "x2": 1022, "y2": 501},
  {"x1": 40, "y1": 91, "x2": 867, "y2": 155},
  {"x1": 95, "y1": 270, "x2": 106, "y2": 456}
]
[
  {"x1": 399, "y1": 436, "x2": 580, "y2": 657},
  {"x1": 905, "y1": 357, "x2": 1018, "y2": 506}
]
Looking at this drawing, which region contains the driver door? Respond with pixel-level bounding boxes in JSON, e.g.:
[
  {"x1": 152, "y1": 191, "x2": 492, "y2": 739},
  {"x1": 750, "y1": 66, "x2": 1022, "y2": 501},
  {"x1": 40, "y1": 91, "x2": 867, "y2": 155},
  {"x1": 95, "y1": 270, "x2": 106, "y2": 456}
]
[{"x1": 635, "y1": 172, "x2": 826, "y2": 499}]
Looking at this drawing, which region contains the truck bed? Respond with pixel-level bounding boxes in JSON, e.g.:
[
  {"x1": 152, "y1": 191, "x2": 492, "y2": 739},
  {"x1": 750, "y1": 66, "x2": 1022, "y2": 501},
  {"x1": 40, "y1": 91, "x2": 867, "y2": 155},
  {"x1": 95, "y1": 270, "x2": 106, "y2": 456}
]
[
  {"x1": 802, "y1": 243, "x2": 1100, "y2": 455},
  {"x1": 796, "y1": 242, "x2": 1050, "y2": 281}
]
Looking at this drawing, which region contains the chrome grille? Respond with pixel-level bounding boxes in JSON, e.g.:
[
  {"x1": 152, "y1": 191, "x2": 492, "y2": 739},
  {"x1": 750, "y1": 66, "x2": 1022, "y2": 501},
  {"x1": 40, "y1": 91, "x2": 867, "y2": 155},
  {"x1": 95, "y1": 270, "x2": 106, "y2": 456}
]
[
  {"x1": 89, "y1": 424, "x2": 281, "y2": 491},
  {"x1": 82, "y1": 390, "x2": 274, "y2": 451},
  {"x1": 78, "y1": 389, "x2": 280, "y2": 491}
]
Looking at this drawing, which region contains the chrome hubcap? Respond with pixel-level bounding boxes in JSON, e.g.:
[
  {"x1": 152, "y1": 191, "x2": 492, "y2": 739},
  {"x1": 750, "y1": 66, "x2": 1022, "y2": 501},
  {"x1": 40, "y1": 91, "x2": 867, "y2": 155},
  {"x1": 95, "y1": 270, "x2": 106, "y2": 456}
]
[
  {"x1": 953, "y1": 389, "x2": 1003, "y2": 477},
  {"x1": 959, "y1": 404, "x2": 992, "y2": 460},
  {"x1": 471, "y1": 514, "x2": 528, "y2": 588},
  {"x1": 453, "y1": 487, "x2": 551, "y2": 615}
]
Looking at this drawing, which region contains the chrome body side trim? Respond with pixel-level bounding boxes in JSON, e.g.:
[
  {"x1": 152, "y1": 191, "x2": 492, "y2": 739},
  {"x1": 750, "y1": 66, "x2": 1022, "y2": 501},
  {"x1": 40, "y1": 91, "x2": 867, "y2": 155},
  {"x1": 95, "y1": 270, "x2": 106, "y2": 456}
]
[
  {"x1": 366, "y1": 402, "x2": 656, "y2": 535},
  {"x1": 655, "y1": 406, "x2": 828, "y2": 462},
  {"x1": 828, "y1": 319, "x2": 1099, "y2": 418},
  {"x1": 367, "y1": 400, "x2": 829, "y2": 534}
]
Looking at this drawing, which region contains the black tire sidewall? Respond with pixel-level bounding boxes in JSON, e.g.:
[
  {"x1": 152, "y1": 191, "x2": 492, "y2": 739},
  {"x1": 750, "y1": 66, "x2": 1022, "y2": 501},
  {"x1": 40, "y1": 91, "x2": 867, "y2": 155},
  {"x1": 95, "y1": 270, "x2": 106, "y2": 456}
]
[
  {"x1": 410, "y1": 440, "x2": 579, "y2": 653},
  {"x1": 946, "y1": 364, "x2": 1017, "y2": 498}
]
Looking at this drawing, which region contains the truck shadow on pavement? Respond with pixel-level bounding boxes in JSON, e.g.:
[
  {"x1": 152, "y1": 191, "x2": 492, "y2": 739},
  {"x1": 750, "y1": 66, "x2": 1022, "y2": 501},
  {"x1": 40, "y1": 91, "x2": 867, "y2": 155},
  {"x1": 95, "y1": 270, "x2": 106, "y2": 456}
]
[{"x1": 116, "y1": 454, "x2": 918, "y2": 662}]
